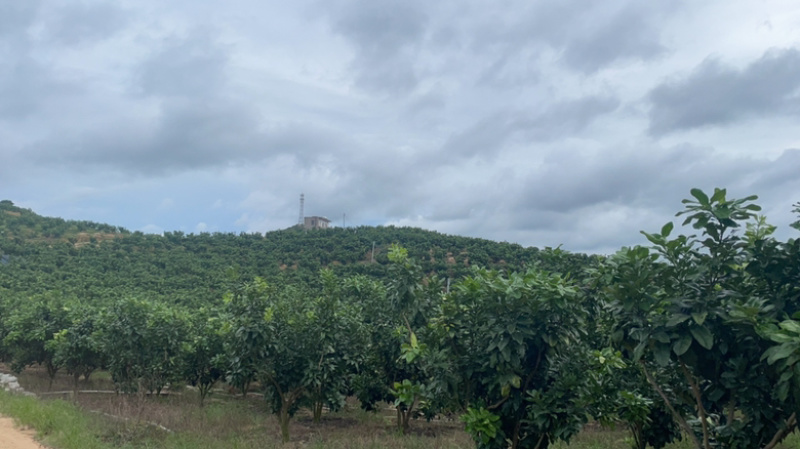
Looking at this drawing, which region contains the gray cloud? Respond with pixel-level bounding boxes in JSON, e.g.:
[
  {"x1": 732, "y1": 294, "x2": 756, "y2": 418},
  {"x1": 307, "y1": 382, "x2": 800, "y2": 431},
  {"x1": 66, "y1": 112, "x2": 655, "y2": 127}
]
[
  {"x1": 648, "y1": 48, "x2": 800, "y2": 136},
  {"x1": 560, "y1": 5, "x2": 666, "y2": 73},
  {"x1": 4, "y1": 1, "x2": 800, "y2": 255},
  {"x1": 441, "y1": 95, "x2": 619, "y2": 159},
  {"x1": 499, "y1": 144, "x2": 795, "y2": 251},
  {"x1": 469, "y1": 1, "x2": 671, "y2": 75},
  {"x1": 328, "y1": 0, "x2": 428, "y2": 94},
  {"x1": 42, "y1": 3, "x2": 128, "y2": 46},
  {"x1": 749, "y1": 149, "x2": 800, "y2": 193},
  {"x1": 517, "y1": 144, "x2": 753, "y2": 215},
  {"x1": 0, "y1": 1, "x2": 40, "y2": 40},
  {"x1": 136, "y1": 29, "x2": 229, "y2": 99},
  {"x1": 319, "y1": 0, "x2": 673, "y2": 98},
  {"x1": 0, "y1": 57, "x2": 58, "y2": 119},
  {"x1": 28, "y1": 103, "x2": 354, "y2": 176}
]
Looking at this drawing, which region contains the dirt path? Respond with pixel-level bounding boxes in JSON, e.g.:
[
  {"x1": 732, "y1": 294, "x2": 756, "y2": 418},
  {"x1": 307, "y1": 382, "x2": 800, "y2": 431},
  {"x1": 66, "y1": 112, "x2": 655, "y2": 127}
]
[{"x1": 0, "y1": 415, "x2": 46, "y2": 449}]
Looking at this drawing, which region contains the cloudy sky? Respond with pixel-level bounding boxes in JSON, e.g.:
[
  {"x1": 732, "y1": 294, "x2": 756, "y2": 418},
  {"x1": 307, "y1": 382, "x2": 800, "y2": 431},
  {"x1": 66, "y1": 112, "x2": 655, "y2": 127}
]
[{"x1": 2, "y1": 0, "x2": 799, "y2": 254}]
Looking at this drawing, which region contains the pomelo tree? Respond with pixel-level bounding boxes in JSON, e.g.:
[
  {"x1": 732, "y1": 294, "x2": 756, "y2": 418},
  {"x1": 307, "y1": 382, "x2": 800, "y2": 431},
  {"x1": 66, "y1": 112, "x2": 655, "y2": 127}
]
[
  {"x1": 603, "y1": 189, "x2": 799, "y2": 449},
  {"x1": 439, "y1": 267, "x2": 588, "y2": 449}
]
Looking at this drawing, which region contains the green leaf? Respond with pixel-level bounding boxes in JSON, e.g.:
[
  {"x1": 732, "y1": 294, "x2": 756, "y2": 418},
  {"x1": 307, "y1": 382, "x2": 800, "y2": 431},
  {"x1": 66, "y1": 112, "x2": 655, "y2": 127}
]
[
  {"x1": 778, "y1": 320, "x2": 800, "y2": 335},
  {"x1": 501, "y1": 345, "x2": 511, "y2": 362},
  {"x1": 710, "y1": 188, "x2": 726, "y2": 204},
  {"x1": 690, "y1": 188, "x2": 709, "y2": 205},
  {"x1": 691, "y1": 311, "x2": 707, "y2": 325},
  {"x1": 661, "y1": 222, "x2": 674, "y2": 237},
  {"x1": 633, "y1": 341, "x2": 646, "y2": 362},
  {"x1": 641, "y1": 231, "x2": 663, "y2": 246},
  {"x1": 764, "y1": 344, "x2": 796, "y2": 365},
  {"x1": 653, "y1": 343, "x2": 671, "y2": 366},
  {"x1": 653, "y1": 331, "x2": 671, "y2": 343},
  {"x1": 777, "y1": 381, "x2": 789, "y2": 401},
  {"x1": 707, "y1": 387, "x2": 725, "y2": 402},
  {"x1": 673, "y1": 335, "x2": 692, "y2": 356},
  {"x1": 666, "y1": 314, "x2": 691, "y2": 327},
  {"x1": 769, "y1": 333, "x2": 796, "y2": 344},
  {"x1": 689, "y1": 325, "x2": 713, "y2": 350}
]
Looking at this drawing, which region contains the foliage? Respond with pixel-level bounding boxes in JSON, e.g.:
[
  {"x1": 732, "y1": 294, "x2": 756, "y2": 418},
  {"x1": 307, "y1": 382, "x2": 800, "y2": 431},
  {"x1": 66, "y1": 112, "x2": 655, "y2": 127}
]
[
  {"x1": 581, "y1": 348, "x2": 681, "y2": 449},
  {"x1": 47, "y1": 302, "x2": 104, "y2": 391},
  {"x1": 223, "y1": 274, "x2": 366, "y2": 442},
  {"x1": 602, "y1": 188, "x2": 799, "y2": 449},
  {"x1": 305, "y1": 269, "x2": 368, "y2": 422},
  {"x1": 97, "y1": 298, "x2": 188, "y2": 395},
  {"x1": 461, "y1": 406, "x2": 505, "y2": 448},
  {"x1": 439, "y1": 267, "x2": 588, "y2": 449},
  {"x1": 182, "y1": 307, "x2": 226, "y2": 406},
  {"x1": 0, "y1": 199, "x2": 595, "y2": 309},
  {"x1": 383, "y1": 245, "x2": 447, "y2": 432},
  {"x1": 2, "y1": 292, "x2": 69, "y2": 385}
]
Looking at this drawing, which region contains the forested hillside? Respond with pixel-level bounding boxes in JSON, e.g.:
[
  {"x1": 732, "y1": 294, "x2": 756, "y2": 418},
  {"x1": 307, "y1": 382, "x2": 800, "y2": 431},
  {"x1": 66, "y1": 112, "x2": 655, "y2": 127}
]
[
  {"x1": 0, "y1": 200, "x2": 595, "y2": 306},
  {"x1": 2, "y1": 192, "x2": 800, "y2": 449}
]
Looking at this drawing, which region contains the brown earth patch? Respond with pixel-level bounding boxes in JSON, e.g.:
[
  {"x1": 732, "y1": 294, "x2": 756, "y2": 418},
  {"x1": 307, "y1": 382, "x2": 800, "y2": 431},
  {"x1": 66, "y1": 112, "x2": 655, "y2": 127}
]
[{"x1": 0, "y1": 416, "x2": 45, "y2": 449}]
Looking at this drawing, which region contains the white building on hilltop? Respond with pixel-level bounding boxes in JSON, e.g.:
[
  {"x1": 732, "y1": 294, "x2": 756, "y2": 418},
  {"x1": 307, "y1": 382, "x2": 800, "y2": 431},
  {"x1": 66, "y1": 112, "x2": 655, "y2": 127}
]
[{"x1": 303, "y1": 216, "x2": 330, "y2": 230}]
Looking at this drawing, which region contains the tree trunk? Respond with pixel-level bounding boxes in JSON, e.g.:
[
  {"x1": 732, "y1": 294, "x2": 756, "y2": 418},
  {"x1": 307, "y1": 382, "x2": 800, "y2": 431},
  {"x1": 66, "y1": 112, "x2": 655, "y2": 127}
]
[
  {"x1": 199, "y1": 383, "x2": 211, "y2": 407},
  {"x1": 629, "y1": 422, "x2": 645, "y2": 449},
  {"x1": 313, "y1": 401, "x2": 323, "y2": 422},
  {"x1": 72, "y1": 372, "x2": 80, "y2": 402},
  {"x1": 46, "y1": 361, "x2": 57, "y2": 390},
  {"x1": 279, "y1": 401, "x2": 291, "y2": 443},
  {"x1": 511, "y1": 418, "x2": 521, "y2": 449}
]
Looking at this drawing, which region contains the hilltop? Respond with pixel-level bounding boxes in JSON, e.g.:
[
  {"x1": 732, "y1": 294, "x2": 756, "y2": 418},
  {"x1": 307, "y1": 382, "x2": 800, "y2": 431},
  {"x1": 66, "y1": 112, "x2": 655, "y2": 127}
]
[{"x1": 0, "y1": 200, "x2": 597, "y2": 305}]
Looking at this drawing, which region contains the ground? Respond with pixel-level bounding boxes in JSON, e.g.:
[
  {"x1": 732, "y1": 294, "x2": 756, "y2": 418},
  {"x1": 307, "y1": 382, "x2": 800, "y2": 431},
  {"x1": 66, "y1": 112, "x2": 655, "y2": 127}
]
[{"x1": 0, "y1": 415, "x2": 45, "y2": 449}]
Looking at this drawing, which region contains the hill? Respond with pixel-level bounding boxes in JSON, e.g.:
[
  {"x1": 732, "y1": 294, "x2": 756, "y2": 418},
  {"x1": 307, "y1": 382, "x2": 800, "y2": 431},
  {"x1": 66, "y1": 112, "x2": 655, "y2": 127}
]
[
  {"x1": 0, "y1": 200, "x2": 128, "y2": 242},
  {"x1": 0, "y1": 199, "x2": 597, "y2": 305}
]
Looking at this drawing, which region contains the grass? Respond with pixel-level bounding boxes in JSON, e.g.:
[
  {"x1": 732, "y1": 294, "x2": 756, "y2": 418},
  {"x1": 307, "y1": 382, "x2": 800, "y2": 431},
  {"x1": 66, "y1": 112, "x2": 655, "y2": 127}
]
[
  {"x1": 3, "y1": 366, "x2": 800, "y2": 449},
  {"x1": 0, "y1": 388, "x2": 112, "y2": 449},
  {"x1": 3, "y1": 366, "x2": 473, "y2": 448}
]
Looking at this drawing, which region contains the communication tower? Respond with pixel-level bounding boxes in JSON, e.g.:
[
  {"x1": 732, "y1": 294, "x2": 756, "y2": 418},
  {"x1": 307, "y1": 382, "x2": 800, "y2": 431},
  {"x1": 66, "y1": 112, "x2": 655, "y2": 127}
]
[{"x1": 298, "y1": 193, "x2": 305, "y2": 226}]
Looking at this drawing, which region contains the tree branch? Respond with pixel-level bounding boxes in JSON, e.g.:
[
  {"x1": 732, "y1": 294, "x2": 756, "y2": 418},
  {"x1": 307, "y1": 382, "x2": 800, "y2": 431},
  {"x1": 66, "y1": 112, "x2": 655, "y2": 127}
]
[
  {"x1": 640, "y1": 360, "x2": 701, "y2": 449},
  {"x1": 763, "y1": 412, "x2": 797, "y2": 449},
  {"x1": 487, "y1": 396, "x2": 509, "y2": 411},
  {"x1": 679, "y1": 358, "x2": 711, "y2": 449},
  {"x1": 726, "y1": 395, "x2": 736, "y2": 426}
]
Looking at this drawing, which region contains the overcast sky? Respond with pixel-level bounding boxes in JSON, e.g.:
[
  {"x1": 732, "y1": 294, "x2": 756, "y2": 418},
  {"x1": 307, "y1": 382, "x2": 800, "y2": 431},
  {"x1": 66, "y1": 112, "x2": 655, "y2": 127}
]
[{"x1": 2, "y1": 0, "x2": 799, "y2": 254}]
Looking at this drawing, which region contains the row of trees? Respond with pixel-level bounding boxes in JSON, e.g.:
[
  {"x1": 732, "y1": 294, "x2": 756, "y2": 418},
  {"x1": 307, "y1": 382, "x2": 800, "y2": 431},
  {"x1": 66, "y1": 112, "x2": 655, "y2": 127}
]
[
  {"x1": 1, "y1": 197, "x2": 595, "y2": 308},
  {"x1": 1, "y1": 189, "x2": 799, "y2": 449}
]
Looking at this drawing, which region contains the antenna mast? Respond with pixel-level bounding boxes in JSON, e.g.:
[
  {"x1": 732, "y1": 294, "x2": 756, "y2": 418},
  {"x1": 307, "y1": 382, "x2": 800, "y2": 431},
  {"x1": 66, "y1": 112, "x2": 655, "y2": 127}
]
[{"x1": 298, "y1": 193, "x2": 304, "y2": 227}]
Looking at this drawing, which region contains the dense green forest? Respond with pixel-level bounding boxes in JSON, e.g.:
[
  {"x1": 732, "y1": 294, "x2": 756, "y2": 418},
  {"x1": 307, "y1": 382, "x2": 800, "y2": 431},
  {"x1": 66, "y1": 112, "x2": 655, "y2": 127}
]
[
  {"x1": 0, "y1": 199, "x2": 595, "y2": 306},
  {"x1": 2, "y1": 192, "x2": 800, "y2": 449}
]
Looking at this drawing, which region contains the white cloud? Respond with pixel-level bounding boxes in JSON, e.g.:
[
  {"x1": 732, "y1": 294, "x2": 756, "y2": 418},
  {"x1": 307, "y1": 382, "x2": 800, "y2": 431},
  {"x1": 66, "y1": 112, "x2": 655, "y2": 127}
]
[{"x1": 140, "y1": 224, "x2": 164, "y2": 234}]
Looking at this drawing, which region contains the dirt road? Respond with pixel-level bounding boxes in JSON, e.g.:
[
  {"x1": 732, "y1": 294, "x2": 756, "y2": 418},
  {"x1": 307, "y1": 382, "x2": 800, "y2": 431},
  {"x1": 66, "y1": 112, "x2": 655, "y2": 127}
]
[{"x1": 0, "y1": 416, "x2": 45, "y2": 449}]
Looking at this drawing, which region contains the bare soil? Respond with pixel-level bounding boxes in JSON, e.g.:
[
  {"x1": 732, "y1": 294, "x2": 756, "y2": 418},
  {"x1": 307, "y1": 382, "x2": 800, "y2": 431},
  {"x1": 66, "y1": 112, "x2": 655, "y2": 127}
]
[{"x1": 0, "y1": 416, "x2": 45, "y2": 449}]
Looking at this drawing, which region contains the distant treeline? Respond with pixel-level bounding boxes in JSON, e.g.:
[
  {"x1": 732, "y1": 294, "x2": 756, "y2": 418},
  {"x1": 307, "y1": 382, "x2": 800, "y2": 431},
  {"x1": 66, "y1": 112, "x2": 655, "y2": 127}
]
[{"x1": 0, "y1": 199, "x2": 597, "y2": 306}]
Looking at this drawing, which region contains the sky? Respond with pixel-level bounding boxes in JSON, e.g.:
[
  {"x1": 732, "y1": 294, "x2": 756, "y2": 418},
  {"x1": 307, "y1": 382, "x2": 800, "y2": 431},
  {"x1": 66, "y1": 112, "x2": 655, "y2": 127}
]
[{"x1": 1, "y1": 0, "x2": 799, "y2": 254}]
